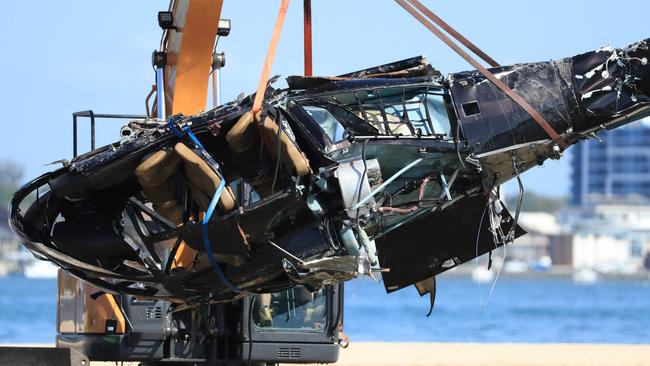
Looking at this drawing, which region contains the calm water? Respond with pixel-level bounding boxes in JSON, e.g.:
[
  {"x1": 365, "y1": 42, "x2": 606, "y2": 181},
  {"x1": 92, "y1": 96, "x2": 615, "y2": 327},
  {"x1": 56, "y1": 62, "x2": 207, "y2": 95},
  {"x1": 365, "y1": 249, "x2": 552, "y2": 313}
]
[
  {"x1": 345, "y1": 276, "x2": 650, "y2": 343},
  {"x1": 0, "y1": 277, "x2": 58, "y2": 343},
  {"x1": 0, "y1": 276, "x2": 649, "y2": 344}
]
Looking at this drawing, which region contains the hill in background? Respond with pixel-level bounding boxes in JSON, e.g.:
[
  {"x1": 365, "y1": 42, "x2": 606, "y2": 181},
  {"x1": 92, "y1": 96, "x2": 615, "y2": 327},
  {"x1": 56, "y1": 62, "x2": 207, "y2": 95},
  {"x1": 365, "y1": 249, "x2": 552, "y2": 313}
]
[{"x1": 505, "y1": 191, "x2": 568, "y2": 214}]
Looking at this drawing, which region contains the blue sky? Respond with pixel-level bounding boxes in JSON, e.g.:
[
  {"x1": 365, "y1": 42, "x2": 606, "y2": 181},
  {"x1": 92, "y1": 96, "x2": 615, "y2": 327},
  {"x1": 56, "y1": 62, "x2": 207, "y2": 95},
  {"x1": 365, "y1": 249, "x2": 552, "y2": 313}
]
[{"x1": 1, "y1": 1, "x2": 648, "y2": 197}]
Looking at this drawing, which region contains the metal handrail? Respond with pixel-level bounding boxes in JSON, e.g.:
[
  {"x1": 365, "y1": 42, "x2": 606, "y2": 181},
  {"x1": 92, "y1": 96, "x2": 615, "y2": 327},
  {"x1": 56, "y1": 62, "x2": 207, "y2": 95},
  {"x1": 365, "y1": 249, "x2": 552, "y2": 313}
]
[{"x1": 72, "y1": 110, "x2": 147, "y2": 157}]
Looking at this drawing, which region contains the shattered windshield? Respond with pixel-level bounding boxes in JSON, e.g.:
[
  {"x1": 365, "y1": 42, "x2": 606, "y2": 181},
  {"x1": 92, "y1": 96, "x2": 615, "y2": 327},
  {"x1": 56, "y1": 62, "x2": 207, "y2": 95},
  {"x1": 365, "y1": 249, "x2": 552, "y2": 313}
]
[
  {"x1": 303, "y1": 105, "x2": 346, "y2": 142},
  {"x1": 301, "y1": 86, "x2": 451, "y2": 139}
]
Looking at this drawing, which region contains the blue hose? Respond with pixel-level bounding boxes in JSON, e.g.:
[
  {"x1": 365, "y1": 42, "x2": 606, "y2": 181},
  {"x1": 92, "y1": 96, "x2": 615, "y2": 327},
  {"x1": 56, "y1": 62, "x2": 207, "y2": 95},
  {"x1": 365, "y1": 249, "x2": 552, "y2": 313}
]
[
  {"x1": 202, "y1": 178, "x2": 241, "y2": 293},
  {"x1": 168, "y1": 120, "x2": 241, "y2": 293}
]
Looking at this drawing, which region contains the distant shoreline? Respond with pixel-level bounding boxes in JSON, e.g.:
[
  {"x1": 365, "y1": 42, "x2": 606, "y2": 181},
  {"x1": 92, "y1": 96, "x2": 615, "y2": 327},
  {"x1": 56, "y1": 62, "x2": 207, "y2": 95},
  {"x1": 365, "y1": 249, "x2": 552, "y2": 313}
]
[
  {"x1": 442, "y1": 265, "x2": 650, "y2": 281},
  {"x1": 2, "y1": 266, "x2": 650, "y2": 281}
]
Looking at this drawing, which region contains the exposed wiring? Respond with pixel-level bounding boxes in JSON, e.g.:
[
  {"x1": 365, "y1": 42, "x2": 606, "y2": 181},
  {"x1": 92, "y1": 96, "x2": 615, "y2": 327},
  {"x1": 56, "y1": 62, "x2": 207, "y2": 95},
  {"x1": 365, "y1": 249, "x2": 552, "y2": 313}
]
[
  {"x1": 475, "y1": 160, "x2": 525, "y2": 305},
  {"x1": 378, "y1": 174, "x2": 433, "y2": 215},
  {"x1": 486, "y1": 190, "x2": 503, "y2": 246},
  {"x1": 354, "y1": 140, "x2": 369, "y2": 239},
  {"x1": 508, "y1": 158, "x2": 525, "y2": 242},
  {"x1": 267, "y1": 240, "x2": 305, "y2": 264},
  {"x1": 473, "y1": 201, "x2": 489, "y2": 304},
  {"x1": 482, "y1": 234, "x2": 506, "y2": 307},
  {"x1": 455, "y1": 119, "x2": 466, "y2": 168},
  {"x1": 353, "y1": 157, "x2": 424, "y2": 210},
  {"x1": 474, "y1": 202, "x2": 490, "y2": 264},
  {"x1": 479, "y1": 169, "x2": 522, "y2": 307}
]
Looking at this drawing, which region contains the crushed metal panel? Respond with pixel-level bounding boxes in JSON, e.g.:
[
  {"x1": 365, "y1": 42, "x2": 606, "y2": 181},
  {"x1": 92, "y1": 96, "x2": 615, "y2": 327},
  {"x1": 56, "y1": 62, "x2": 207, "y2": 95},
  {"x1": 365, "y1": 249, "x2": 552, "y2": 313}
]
[
  {"x1": 339, "y1": 56, "x2": 439, "y2": 79},
  {"x1": 453, "y1": 40, "x2": 650, "y2": 156},
  {"x1": 450, "y1": 62, "x2": 577, "y2": 155},
  {"x1": 283, "y1": 256, "x2": 370, "y2": 290},
  {"x1": 286, "y1": 56, "x2": 441, "y2": 90},
  {"x1": 377, "y1": 195, "x2": 525, "y2": 293}
]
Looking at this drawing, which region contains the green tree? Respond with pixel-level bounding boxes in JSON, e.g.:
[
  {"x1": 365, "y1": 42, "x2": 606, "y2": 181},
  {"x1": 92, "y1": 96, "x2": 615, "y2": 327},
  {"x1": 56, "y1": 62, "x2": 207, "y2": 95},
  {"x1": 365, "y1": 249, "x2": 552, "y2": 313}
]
[
  {"x1": 505, "y1": 191, "x2": 568, "y2": 213},
  {"x1": 0, "y1": 160, "x2": 23, "y2": 206}
]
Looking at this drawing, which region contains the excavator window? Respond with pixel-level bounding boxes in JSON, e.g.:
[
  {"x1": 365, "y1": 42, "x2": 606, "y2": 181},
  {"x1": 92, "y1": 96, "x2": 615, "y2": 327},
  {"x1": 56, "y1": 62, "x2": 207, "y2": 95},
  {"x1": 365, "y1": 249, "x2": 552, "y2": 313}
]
[{"x1": 251, "y1": 286, "x2": 327, "y2": 332}]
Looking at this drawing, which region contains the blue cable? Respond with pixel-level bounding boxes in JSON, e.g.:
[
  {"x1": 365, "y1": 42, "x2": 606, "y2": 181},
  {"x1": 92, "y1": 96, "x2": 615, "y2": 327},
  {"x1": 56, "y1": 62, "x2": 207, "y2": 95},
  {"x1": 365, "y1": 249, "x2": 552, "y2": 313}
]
[
  {"x1": 182, "y1": 125, "x2": 205, "y2": 150},
  {"x1": 168, "y1": 119, "x2": 241, "y2": 293},
  {"x1": 202, "y1": 178, "x2": 241, "y2": 293},
  {"x1": 167, "y1": 119, "x2": 204, "y2": 149},
  {"x1": 167, "y1": 119, "x2": 184, "y2": 138}
]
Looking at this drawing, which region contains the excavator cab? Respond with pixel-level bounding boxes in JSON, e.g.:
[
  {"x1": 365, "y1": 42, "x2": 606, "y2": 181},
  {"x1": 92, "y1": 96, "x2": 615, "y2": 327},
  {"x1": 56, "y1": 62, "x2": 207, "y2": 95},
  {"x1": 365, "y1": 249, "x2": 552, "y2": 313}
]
[{"x1": 56, "y1": 271, "x2": 342, "y2": 365}]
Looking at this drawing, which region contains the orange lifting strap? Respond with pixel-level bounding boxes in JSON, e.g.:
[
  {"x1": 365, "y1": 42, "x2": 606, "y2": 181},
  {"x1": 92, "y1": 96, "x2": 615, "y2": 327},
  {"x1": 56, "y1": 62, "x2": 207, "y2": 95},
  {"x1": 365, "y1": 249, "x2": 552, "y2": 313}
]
[
  {"x1": 252, "y1": 0, "x2": 291, "y2": 116},
  {"x1": 252, "y1": 0, "x2": 313, "y2": 114},
  {"x1": 396, "y1": 0, "x2": 569, "y2": 149}
]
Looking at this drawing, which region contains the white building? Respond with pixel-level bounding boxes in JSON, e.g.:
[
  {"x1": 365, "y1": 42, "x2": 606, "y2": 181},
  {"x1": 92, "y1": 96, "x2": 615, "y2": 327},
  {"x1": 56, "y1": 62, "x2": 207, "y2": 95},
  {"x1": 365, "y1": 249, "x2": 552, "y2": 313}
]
[
  {"x1": 513, "y1": 212, "x2": 563, "y2": 263},
  {"x1": 558, "y1": 203, "x2": 650, "y2": 273}
]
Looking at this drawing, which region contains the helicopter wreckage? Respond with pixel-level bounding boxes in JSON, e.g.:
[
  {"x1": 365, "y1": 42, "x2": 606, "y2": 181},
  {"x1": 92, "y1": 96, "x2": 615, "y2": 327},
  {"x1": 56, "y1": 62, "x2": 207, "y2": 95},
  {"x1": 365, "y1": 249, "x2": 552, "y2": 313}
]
[{"x1": 10, "y1": 39, "x2": 650, "y2": 305}]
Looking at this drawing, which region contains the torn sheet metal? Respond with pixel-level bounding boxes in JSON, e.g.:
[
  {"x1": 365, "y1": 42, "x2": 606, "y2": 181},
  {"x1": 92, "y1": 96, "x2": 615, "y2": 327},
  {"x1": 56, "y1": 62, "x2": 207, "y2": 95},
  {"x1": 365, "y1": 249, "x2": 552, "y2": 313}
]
[
  {"x1": 415, "y1": 277, "x2": 436, "y2": 317},
  {"x1": 282, "y1": 256, "x2": 370, "y2": 290},
  {"x1": 286, "y1": 56, "x2": 441, "y2": 90},
  {"x1": 377, "y1": 194, "x2": 525, "y2": 293},
  {"x1": 450, "y1": 39, "x2": 650, "y2": 156}
]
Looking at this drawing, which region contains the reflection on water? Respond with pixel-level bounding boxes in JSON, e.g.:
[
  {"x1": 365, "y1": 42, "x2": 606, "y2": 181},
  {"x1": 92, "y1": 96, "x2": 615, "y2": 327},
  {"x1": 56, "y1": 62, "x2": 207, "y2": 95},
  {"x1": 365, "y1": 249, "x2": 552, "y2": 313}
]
[{"x1": 0, "y1": 276, "x2": 649, "y2": 343}]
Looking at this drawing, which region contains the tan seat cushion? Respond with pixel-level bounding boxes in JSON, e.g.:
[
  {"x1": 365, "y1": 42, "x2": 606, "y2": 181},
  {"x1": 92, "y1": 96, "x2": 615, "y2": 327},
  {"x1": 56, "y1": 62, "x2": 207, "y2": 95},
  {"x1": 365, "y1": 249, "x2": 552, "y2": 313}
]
[
  {"x1": 134, "y1": 149, "x2": 181, "y2": 188},
  {"x1": 186, "y1": 179, "x2": 211, "y2": 212},
  {"x1": 226, "y1": 111, "x2": 311, "y2": 177},
  {"x1": 153, "y1": 200, "x2": 184, "y2": 224},
  {"x1": 140, "y1": 181, "x2": 175, "y2": 205},
  {"x1": 260, "y1": 116, "x2": 311, "y2": 177},
  {"x1": 174, "y1": 143, "x2": 236, "y2": 213},
  {"x1": 225, "y1": 111, "x2": 257, "y2": 153},
  {"x1": 135, "y1": 149, "x2": 183, "y2": 221},
  {"x1": 358, "y1": 110, "x2": 414, "y2": 136}
]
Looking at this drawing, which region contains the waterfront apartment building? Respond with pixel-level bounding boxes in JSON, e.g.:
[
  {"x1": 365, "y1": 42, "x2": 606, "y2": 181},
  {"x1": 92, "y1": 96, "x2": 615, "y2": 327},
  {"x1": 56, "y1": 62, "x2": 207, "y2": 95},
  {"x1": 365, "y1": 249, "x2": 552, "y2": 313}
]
[
  {"x1": 571, "y1": 121, "x2": 650, "y2": 206},
  {"x1": 565, "y1": 121, "x2": 650, "y2": 272}
]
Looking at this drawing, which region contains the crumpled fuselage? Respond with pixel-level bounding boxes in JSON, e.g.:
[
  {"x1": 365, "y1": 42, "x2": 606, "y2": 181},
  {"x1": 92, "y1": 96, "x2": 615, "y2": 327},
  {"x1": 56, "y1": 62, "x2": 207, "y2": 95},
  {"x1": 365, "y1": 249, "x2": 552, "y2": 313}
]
[{"x1": 9, "y1": 39, "x2": 650, "y2": 303}]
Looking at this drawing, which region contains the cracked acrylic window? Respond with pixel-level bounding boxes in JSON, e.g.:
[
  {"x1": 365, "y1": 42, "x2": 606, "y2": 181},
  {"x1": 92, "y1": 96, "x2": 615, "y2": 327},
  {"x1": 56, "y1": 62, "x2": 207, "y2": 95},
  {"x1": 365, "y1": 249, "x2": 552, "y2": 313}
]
[{"x1": 306, "y1": 86, "x2": 452, "y2": 138}]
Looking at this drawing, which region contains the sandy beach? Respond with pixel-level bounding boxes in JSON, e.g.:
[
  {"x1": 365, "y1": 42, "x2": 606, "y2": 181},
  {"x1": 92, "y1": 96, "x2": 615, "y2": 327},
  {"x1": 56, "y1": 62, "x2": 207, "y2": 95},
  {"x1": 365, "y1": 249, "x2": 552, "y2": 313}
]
[
  {"x1": 5, "y1": 342, "x2": 650, "y2": 365},
  {"x1": 332, "y1": 342, "x2": 650, "y2": 366},
  {"x1": 86, "y1": 342, "x2": 650, "y2": 365}
]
